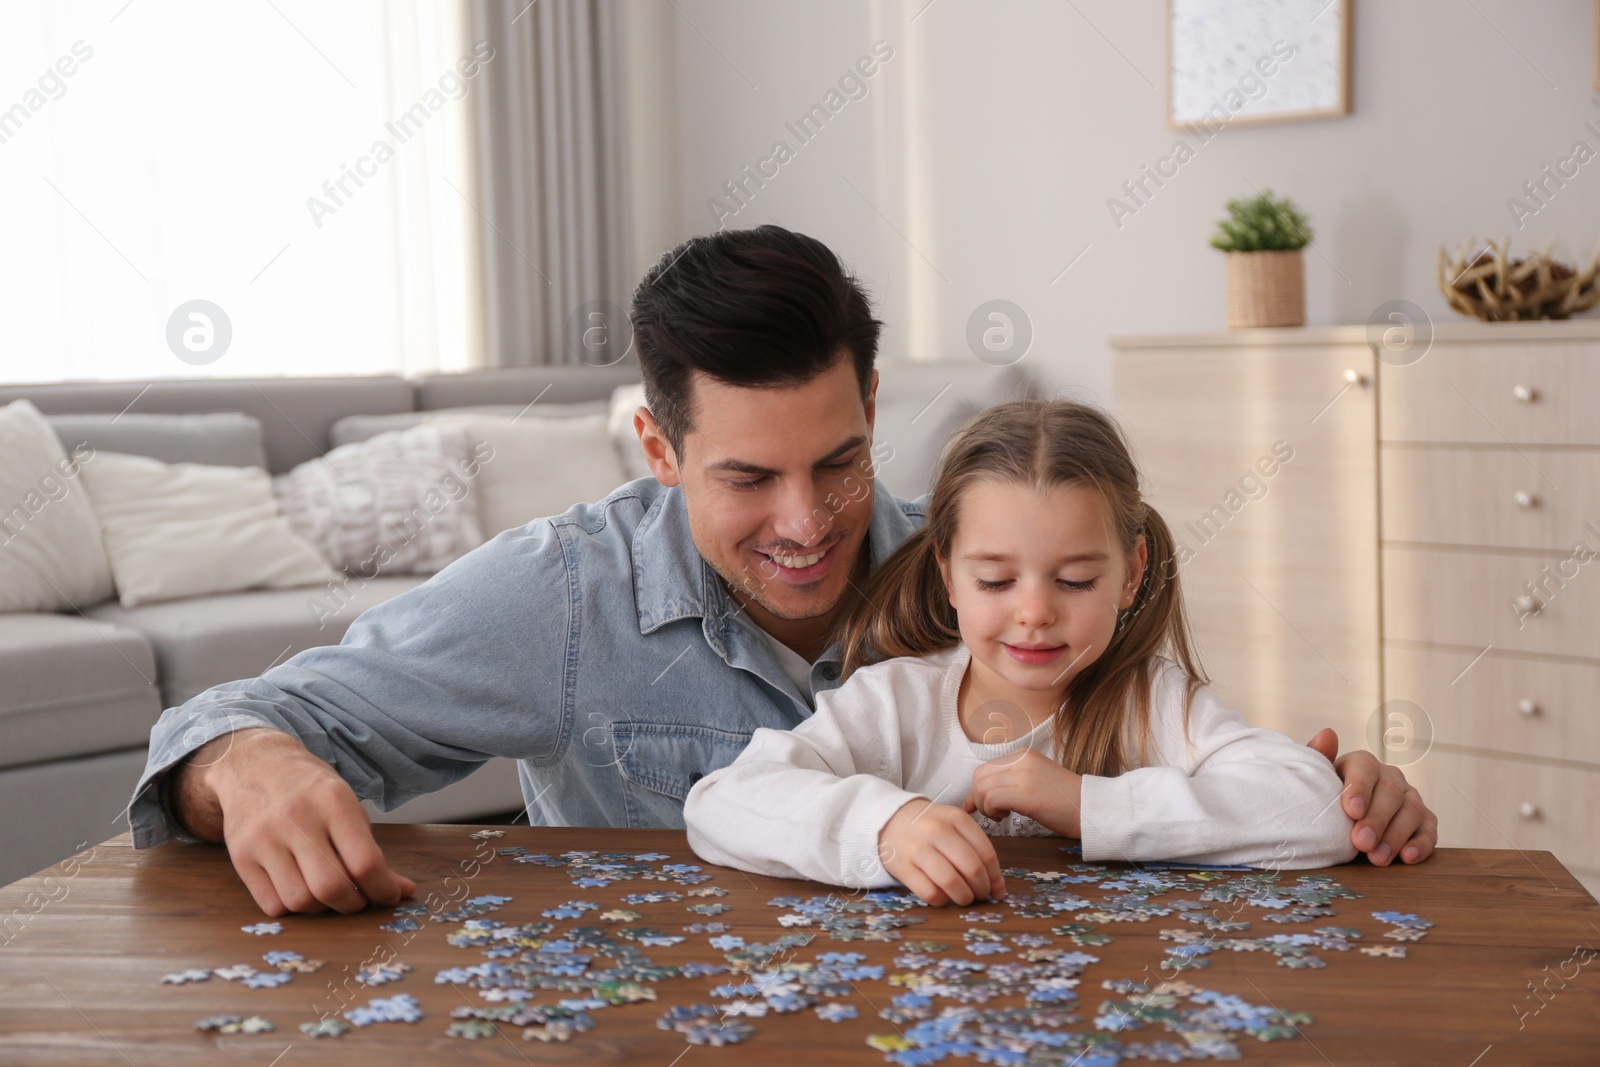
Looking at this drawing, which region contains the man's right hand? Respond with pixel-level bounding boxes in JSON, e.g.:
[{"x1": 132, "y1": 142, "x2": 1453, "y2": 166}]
[
  {"x1": 876, "y1": 797, "x2": 1006, "y2": 906},
  {"x1": 173, "y1": 728, "x2": 416, "y2": 916}
]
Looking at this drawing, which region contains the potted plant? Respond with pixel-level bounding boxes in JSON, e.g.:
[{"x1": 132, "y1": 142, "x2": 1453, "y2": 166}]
[{"x1": 1211, "y1": 190, "x2": 1311, "y2": 329}]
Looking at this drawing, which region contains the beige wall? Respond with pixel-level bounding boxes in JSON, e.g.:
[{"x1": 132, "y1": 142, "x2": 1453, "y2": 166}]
[{"x1": 629, "y1": 0, "x2": 1599, "y2": 403}]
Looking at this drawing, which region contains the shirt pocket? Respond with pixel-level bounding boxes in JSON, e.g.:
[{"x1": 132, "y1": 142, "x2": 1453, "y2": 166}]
[{"x1": 611, "y1": 721, "x2": 753, "y2": 828}]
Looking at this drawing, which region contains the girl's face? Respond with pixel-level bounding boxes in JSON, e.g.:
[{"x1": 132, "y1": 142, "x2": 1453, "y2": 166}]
[{"x1": 938, "y1": 479, "x2": 1146, "y2": 709}]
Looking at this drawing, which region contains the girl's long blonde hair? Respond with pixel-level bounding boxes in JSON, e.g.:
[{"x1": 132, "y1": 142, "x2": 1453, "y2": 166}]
[{"x1": 837, "y1": 399, "x2": 1207, "y2": 776}]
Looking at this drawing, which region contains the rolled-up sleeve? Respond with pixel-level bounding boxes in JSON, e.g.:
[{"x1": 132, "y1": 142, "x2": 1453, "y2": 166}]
[{"x1": 129, "y1": 520, "x2": 573, "y2": 847}]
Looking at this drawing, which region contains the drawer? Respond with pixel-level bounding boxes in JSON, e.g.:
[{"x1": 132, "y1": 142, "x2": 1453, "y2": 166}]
[
  {"x1": 1383, "y1": 644, "x2": 1600, "y2": 766},
  {"x1": 1381, "y1": 447, "x2": 1600, "y2": 551},
  {"x1": 1382, "y1": 545, "x2": 1600, "y2": 660},
  {"x1": 1403, "y1": 748, "x2": 1600, "y2": 871},
  {"x1": 1379, "y1": 342, "x2": 1600, "y2": 445}
]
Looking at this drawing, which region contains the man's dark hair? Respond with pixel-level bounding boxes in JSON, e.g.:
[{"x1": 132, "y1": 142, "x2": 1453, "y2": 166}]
[{"x1": 630, "y1": 224, "x2": 882, "y2": 456}]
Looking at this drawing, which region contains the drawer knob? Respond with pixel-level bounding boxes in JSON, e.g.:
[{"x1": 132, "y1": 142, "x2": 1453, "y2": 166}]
[
  {"x1": 1513, "y1": 595, "x2": 1543, "y2": 616},
  {"x1": 1512, "y1": 384, "x2": 1538, "y2": 403},
  {"x1": 1518, "y1": 801, "x2": 1541, "y2": 820},
  {"x1": 1517, "y1": 698, "x2": 1540, "y2": 718},
  {"x1": 1513, "y1": 490, "x2": 1538, "y2": 509},
  {"x1": 1343, "y1": 368, "x2": 1370, "y2": 386}
]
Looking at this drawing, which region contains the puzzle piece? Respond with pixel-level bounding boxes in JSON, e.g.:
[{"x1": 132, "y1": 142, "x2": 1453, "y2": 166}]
[
  {"x1": 1361, "y1": 944, "x2": 1408, "y2": 958},
  {"x1": 345, "y1": 993, "x2": 423, "y2": 1026},
  {"x1": 161, "y1": 968, "x2": 211, "y2": 985},
  {"x1": 354, "y1": 961, "x2": 413, "y2": 986},
  {"x1": 683, "y1": 1020, "x2": 756, "y2": 1046},
  {"x1": 298, "y1": 1017, "x2": 351, "y2": 1038},
  {"x1": 243, "y1": 971, "x2": 291, "y2": 989},
  {"x1": 195, "y1": 1014, "x2": 275, "y2": 1034}
]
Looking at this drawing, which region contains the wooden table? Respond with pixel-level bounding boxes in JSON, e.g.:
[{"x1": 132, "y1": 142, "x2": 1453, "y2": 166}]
[{"x1": 1, "y1": 827, "x2": 1596, "y2": 1064}]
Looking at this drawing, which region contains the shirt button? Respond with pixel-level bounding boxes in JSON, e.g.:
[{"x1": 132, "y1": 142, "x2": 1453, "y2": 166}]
[
  {"x1": 688, "y1": 772, "x2": 704, "y2": 785},
  {"x1": 819, "y1": 664, "x2": 840, "y2": 680}
]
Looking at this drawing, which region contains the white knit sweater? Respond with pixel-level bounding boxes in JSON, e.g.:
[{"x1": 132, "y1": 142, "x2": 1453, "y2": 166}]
[{"x1": 684, "y1": 645, "x2": 1358, "y2": 888}]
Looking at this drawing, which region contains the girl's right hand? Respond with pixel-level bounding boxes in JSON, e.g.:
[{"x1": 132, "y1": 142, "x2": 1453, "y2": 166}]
[{"x1": 876, "y1": 798, "x2": 1007, "y2": 906}]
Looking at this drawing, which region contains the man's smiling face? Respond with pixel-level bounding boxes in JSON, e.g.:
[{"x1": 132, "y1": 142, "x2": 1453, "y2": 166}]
[{"x1": 638, "y1": 354, "x2": 879, "y2": 629}]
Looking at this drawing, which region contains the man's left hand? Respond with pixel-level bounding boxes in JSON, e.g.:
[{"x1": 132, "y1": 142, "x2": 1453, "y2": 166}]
[{"x1": 1306, "y1": 728, "x2": 1437, "y2": 866}]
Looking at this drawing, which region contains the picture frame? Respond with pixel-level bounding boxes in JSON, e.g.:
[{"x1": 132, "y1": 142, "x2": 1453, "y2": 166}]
[{"x1": 1166, "y1": 0, "x2": 1352, "y2": 130}]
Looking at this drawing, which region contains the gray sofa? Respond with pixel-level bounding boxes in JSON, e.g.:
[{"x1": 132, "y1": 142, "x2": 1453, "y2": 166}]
[{"x1": 0, "y1": 359, "x2": 1028, "y2": 887}]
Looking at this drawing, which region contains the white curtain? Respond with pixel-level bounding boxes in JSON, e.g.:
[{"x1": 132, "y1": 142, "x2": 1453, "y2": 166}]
[
  {"x1": 465, "y1": 0, "x2": 634, "y2": 367},
  {"x1": 377, "y1": 1, "x2": 490, "y2": 376}
]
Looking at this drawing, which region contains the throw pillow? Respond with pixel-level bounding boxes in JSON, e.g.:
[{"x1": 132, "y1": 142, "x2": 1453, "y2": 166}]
[
  {"x1": 0, "y1": 399, "x2": 115, "y2": 612},
  {"x1": 607, "y1": 383, "x2": 653, "y2": 482},
  {"x1": 273, "y1": 423, "x2": 487, "y2": 576},
  {"x1": 78, "y1": 452, "x2": 337, "y2": 608},
  {"x1": 424, "y1": 412, "x2": 627, "y2": 537},
  {"x1": 869, "y1": 394, "x2": 984, "y2": 501}
]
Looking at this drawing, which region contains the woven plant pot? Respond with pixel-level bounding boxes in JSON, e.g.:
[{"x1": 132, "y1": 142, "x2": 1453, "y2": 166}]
[{"x1": 1225, "y1": 249, "x2": 1305, "y2": 328}]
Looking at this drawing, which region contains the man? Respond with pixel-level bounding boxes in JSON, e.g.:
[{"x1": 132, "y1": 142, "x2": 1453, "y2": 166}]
[{"x1": 130, "y1": 225, "x2": 1436, "y2": 916}]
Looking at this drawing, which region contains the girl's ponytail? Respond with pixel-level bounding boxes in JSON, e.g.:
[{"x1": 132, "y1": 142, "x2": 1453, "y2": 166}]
[
  {"x1": 1056, "y1": 499, "x2": 1207, "y2": 776},
  {"x1": 837, "y1": 523, "x2": 959, "y2": 679}
]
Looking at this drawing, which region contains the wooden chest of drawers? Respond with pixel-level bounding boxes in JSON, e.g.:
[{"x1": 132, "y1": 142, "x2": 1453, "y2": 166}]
[{"x1": 1114, "y1": 322, "x2": 1600, "y2": 898}]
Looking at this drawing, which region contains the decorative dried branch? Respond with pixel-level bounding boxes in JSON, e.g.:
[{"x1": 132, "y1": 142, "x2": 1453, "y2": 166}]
[{"x1": 1437, "y1": 237, "x2": 1600, "y2": 321}]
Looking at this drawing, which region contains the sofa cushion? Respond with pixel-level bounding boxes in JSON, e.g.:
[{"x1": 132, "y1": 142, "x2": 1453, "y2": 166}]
[
  {"x1": 0, "y1": 747, "x2": 148, "y2": 888},
  {"x1": 0, "y1": 613, "x2": 161, "y2": 770},
  {"x1": 412, "y1": 365, "x2": 638, "y2": 410},
  {"x1": 870, "y1": 393, "x2": 982, "y2": 500},
  {"x1": 84, "y1": 575, "x2": 428, "y2": 708},
  {"x1": 48, "y1": 412, "x2": 269, "y2": 469},
  {"x1": 871, "y1": 361, "x2": 1032, "y2": 500}
]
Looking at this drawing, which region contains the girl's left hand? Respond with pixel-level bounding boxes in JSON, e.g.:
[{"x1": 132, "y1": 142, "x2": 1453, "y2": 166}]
[{"x1": 964, "y1": 748, "x2": 1084, "y2": 839}]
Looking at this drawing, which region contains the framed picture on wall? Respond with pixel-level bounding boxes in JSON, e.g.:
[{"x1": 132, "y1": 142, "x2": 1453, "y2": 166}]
[{"x1": 1166, "y1": 0, "x2": 1352, "y2": 129}]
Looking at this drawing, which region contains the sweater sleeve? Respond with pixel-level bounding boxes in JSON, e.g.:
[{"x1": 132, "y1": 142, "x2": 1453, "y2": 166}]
[
  {"x1": 684, "y1": 661, "x2": 936, "y2": 889},
  {"x1": 1078, "y1": 667, "x2": 1359, "y2": 869}
]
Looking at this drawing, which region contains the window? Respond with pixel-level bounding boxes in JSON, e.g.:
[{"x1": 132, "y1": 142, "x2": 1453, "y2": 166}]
[{"x1": 0, "y1": 0, "x2": 483, "y2": 384}]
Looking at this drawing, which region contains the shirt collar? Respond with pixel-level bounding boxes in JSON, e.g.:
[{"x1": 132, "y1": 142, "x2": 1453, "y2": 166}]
[{"x1": 632, "y1": 479, "x2": 922, "y2": 636}]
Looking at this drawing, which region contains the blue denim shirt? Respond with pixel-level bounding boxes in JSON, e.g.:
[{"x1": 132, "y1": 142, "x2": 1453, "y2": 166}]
[{"x1": 129, "y1": 477, "x2": 926, "y2": 847}]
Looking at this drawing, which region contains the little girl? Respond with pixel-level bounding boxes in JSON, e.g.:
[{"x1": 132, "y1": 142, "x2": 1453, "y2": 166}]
[{"x1": 684, "y1": 400, "x2": 1357, "y2": 906}]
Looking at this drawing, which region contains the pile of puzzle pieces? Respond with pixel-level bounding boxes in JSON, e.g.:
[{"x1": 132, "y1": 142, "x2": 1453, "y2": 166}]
[{"x1": 160, "y1": 833, "x2": 1432, "y2": 1063}]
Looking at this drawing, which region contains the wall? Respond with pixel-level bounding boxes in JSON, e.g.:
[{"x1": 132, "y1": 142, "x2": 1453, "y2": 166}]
[{"x1": 637, "y1": 0, "x2": 1600, "y2": 404}]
